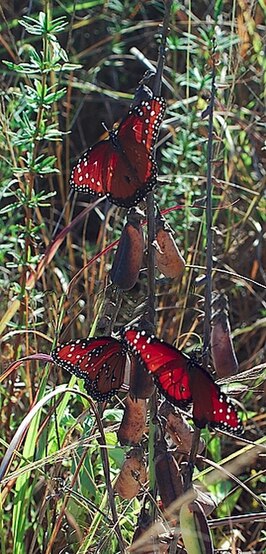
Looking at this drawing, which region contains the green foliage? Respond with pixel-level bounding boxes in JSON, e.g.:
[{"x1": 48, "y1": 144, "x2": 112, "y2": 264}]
[{"x1": 0, "y1": 9, "x2": 80, "y2": 295}]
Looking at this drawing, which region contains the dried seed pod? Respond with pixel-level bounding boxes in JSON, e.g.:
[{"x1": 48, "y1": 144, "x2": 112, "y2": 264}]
[
  {"x1": 211, "y1": 292, "x2": 238, "y2": 378},
  {"x1": 130, "y1": 511, "x2": 170, "y2": 553},
  {"x1": 129, "y1": 356, "x2": 155, "y2": 399},
  {"x1": 117, "y1": 395, "x2": 147, "y2": 446},
  {"x1": 114, "y1": 447, "x2": 147, "y2": 500},
  {"x1": 180, "y1": 499, "x2": 214, "y2": 554},
  {"x1": 159, "y1": 402, "x2": 205, "y2": 454},
  {"x1": 154, "y1": 213, "x2": 185, "y2": 279},
  {"x1": 130, "y1": 508, "x2": 153, "y2": 553},
  {"x1": 110, "y1": 208, "x2": 144, "y2": 291},
  {"x1": 132, "y1": 508, "x2": 152, "y2": 542},
  {"x1": 155, "y1": 444, "x2": 183, "y2": 512}
]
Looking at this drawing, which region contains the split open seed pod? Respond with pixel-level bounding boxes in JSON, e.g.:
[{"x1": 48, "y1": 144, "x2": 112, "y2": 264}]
[
  {"x1": 114, "y1": 446, "x2": 147, "y2": 500},
  {"x1": 159, "y1": 401, "x2": 205, "y2": 454},
  {"x1": 154, "y1": 212, "x2": 185, "y2": 279},
  {"x1": 211, "y1": 292, "x2": 239, "y2": 378},
  {"x1": 130, "y1": 508, "x2": 154, "y2": 553},
  {"x1": 155, "y1": 441, "x2": 183, "y2": 517},
  {"x1": 117, "y1": 394, "x2": 147, "y2": 446},
  {"x1": 130, "y1": 509, "x2": 169, "y2": 553},
  {"x1": 129, "y1": 355, "x2": 155, "y2": 399},
  {"x1": 110, "y1": 208, "x2": 144, "y2": 290}
]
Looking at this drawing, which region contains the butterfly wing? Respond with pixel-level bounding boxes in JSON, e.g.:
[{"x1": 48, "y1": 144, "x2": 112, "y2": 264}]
[
  {"x1": 70, "y1": 97, "x2": 166, "y2": 208},
  {"x1": 123, "y1": 329, "x2": 192, "y2": 407},
  {"x1": 189, "y1": 366, "x2": 243, "y2": 434},
  {"x1": 51, "y1": 337, "x2": 127, "y2": 401},
  {"x1": 124, "y1": 329, "x2": 243, "y2": 435},
  {"x1": 70, "y1": 140, "x2": 118, "y2": 201},
  {"x1": 111, "y1": 97, "x2": 166, "y2": 205},
  {"x1": 119, "y1": 97, "x2": 166, "y2": 155}
]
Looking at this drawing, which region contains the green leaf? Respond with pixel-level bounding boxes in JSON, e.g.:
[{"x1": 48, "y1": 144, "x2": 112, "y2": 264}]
[{"x1": 2, "y1": 60, "x2": 41, "y2": 74}]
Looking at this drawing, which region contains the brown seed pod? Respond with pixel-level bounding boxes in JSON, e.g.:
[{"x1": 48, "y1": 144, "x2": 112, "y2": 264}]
[
  {"x1": 155, "y1": 444, "x2": 183, "y2": 512},
  {"x1": 110, "y1": 208, "x2": 144, "y2": 291},
  {"x1": 130, "y1": 508, "x2": 153, "y2": 553},
  {"x1": 154, "y1": 213, "x2": 185, "y2": 279},
  {"x1": 159, "y1": 402, "x2": 205, "y2": 454},
  {"x1": 130, "y1": 509, "x2": 170, "y2": 553},
  {"x1": 211, "y1": 292, "x2": 239, "y2": 378},
  {"x1": 114, "y1": 447, "x2": 147, "y2": 500},
  {"x1": 117, "y1": 395, "x2": 147, "y2": 446},
  {"x1": 129, "y1": 355, "x2": 155, "y2": 399}
]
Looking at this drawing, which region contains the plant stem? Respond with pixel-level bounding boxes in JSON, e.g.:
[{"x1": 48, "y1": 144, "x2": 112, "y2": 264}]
[
  {"x1": 203, "y1": 47, "x2": 216, "y2": 359},
  {"x1": 147, "y1": 0, "x2": 173, "y2": 523},
  {"x1": 185, "y1": 44, "x2": 216, "y2": 491},
  {"x1": 91, "y1": 402, "x2": 125, "y2": 553},
  {"x1": 146, "y1": 0, "x2": 172, "y2": 325}
]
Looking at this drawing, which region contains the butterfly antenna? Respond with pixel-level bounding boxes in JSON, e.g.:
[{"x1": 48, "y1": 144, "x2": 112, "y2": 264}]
[{"x1": 101, "y1": 121, "x2": 109, "y2": 133}]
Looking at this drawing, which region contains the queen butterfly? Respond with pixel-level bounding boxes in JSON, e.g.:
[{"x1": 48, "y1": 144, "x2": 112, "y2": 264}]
[
  {"x1": 51, "y1": 336, "x2": 128, "y2": 401},
  {"x1": 70, "y1": 97, "x2": 166, "y2": 208},
  {"x1": 123, "y1": 329, "x2": 243, "y2": 435}
]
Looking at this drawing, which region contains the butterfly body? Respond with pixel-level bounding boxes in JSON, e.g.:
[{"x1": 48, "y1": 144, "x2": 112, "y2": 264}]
[
  {"x1": 70, "y1": 97, "x2": 166, "y2": 208},
  {"x1": 123, "y1": 329, "x2": 243, "y2": 435}
]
